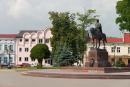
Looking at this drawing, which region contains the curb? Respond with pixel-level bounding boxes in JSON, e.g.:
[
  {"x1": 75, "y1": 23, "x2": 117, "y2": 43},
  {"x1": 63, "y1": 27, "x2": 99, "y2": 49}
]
[{"x1": 22, "y1": 72, "x2": 130, "y2": 79}]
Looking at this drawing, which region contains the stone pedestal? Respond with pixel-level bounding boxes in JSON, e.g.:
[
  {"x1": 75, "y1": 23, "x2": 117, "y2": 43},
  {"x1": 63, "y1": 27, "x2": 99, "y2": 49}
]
[{"x1": 85, "y1": 48, "x2": 109, "y2": 67}]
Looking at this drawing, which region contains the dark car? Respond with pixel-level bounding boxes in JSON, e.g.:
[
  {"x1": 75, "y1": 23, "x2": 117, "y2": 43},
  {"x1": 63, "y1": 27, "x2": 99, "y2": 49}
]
[{"x1": 17, "y1": 63, "x2": 30, "y2": 68}]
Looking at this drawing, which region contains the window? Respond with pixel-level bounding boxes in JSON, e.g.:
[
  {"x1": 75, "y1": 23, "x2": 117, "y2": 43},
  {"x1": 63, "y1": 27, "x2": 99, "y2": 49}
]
[
  {"x1": 128, "y1": 47, "x2": 130, "y2": 54},
  {"x1": 32, "y1": 39, "x2": 35, "y2": 42},
  {"x1": 3, "y1": 57, "x2": 8, "y2": 64},
  {"x1": 128, "y1": 59, "x2": 130, "y2": 64},
  {"x1": 19, "y1": 57, "x2": 22, "y2": 61},
  {"x1": 39, "y1": 39, "x2": 43, "y2": 43},
  {"x1": 25, "y1": 39, "x2": 29, "y2": 42},
  {"x1": 117, "y1": 47, "x2": 120, "y2": 53},
  {"x1": 19, "y1": 48, "x2": 22, "y2": 52},
  {"x1": 111, "y1": 47, "x2": 115, "y2": 53},
  {"x1": 45, "y1": 60, "x2": 48, "y2": 63},
  {"x1": 20, "y1": 39, "x2": 22, "y2": 42},
  {"x1": 9, "y1": 45, "x2": 13, "y2": 51},
  {"x1": 25, "y1": 57, "x2": 28, "y2": 61},
  {"x1": 4, "y1": 45, "x2": 8, "y2": 51},
  {"x1": 32, "y1": 59, "x2": 35, "y2": 61},
  {"x1": 45, "y1": 39, "x2": 49, "y2": 43},
  {"x1": 25, "y1": 48, "x2": 29, "y2": 52},
  {"x1": 9, "y1": 57, "x2": 13, "y2": 63}
]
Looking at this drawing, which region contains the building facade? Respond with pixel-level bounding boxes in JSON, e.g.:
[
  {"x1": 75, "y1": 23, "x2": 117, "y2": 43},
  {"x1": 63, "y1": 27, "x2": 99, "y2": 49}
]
[
  {"x1": 1, "y1": 29, "x2": 130, "y2": 67},
  {"x1": 0, "y1": 34, "x2": 16, "y2": 65},
  {"x1": 84, "y1": 33, "x2": 130, "y2": 66},
  {"x1": 15, "y1": 28, "x2": 52, "y2": 66}
]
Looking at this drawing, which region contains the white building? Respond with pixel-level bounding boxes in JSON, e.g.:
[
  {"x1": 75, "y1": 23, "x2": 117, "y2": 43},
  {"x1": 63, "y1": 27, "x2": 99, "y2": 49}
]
[
  {"x1": 0, "y1": 34, "x2": 16, "y2": 65},
  {"x1": 15, "y1": 28, "x2": 52, "y2": 66}
]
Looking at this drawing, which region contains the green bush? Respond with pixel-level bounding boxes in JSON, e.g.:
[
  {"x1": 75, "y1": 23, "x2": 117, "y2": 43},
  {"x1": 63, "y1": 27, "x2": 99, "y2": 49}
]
[
  {"x1": 115, "y1": 60, "x2": 126, "y2": 67},
  {"x1": 36, "y1": 65, "x2": 43, "y2": 69}
]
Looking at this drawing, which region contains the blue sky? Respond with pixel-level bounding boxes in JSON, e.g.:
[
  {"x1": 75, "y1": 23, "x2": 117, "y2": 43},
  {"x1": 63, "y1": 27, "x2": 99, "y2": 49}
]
[{"x1": 0, "y1": 0, "x2": 121, "y2": 37}]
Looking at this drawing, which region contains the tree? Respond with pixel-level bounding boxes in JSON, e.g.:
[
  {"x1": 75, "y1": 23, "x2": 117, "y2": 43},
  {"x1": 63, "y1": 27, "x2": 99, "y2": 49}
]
[
  {"x1": 55, "y1": 44, "x2": 74, "y2": 66},
  {"x1": 116, "y1": 0, "x2": 130, "y2": 31},
  {"x1": 49, "y1": 11, "x2": 79, "y2": 66},
  {"x1": 30, "y1": 44, "x2": 51, "y2": 68},
  {"x1": 76, "y1": 9, "x2": 98, "y2": 64},
  {"x1": 49, "y1": 10, "x2": 97, "y2": 66},
  {"x1": 77, "y1": 9, "x2": 98, "y2": 29}
]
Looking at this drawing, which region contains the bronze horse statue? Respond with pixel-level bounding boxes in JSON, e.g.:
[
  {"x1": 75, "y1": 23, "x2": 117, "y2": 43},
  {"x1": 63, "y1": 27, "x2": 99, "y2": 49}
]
[{"x1": 90, "y1": 27, "x2": 107, "y2": 49}]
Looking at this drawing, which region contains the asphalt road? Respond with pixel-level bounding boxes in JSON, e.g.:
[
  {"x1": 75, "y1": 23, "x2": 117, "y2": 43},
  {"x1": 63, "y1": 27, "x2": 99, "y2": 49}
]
[{"x1": 0, "y1": 70, "x2": 130, "y2": 87}]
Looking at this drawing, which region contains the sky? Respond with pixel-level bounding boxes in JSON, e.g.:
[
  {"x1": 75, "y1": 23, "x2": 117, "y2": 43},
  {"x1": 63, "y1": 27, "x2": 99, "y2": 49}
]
[{"x1": 0, "y1": 0, "x2": 121, "y2": 37}]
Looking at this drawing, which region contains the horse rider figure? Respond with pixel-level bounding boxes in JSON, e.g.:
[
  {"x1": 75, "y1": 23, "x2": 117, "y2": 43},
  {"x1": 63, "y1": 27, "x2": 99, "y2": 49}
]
[
  {"x1": 90, "y1": 19, "x2": 107, "y2": 48},
  {"x1": 95, "y1": 19, "x2": 102, "y2": 36}
]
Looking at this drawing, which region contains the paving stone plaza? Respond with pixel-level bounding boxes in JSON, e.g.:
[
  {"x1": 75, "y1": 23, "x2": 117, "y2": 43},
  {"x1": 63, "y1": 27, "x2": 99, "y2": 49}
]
[{"x1": 0, "y1": 70, "x2": 130, "y2": 87}]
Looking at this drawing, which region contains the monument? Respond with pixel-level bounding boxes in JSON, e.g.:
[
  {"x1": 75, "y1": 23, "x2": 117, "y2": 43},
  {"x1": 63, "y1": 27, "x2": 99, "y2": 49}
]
[
  {"x1": 85, "y1": 19, "x2": 109, "y2": 67},
  {"x1": 86, "y1": 48, "x2": 108, "y2": 67}
]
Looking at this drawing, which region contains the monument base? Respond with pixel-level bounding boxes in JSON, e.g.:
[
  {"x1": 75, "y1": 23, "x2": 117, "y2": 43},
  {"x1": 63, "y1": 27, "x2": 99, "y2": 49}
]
[{"x1": 85, "y1": 48, "x2": 109, "y2": 67}]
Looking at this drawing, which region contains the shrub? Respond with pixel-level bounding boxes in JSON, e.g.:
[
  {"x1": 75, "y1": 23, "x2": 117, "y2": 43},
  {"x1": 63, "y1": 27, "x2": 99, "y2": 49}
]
[{"x1": 115, "y1": 60, "x2": 126, "y2": 67}]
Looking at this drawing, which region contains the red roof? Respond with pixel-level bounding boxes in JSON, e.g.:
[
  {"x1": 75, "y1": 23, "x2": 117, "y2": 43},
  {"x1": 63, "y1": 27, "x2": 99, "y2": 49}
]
[
  {"x1": 124, "y1": 33, "x2": 130, "y2": 43},
  {"x1": 0, "y1": 34, "x2": 17, "y2": 38},
  {"x1": 107, "y1": 37, "x2": 123, "y2": 43}
]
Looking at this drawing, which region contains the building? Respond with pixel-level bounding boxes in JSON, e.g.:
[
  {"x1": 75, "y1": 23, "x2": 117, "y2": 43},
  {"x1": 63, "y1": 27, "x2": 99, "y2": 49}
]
[
  {"x1": 85, "y1": 33, "x2": 130, "y2": 66},
  {"x1": 2, "y1": 28, "x2": 130, "y2": 67},
  {"x1": 15, "y1": 28, "x2": 52, "y2": 66},
  {"x1": 0, "y1": 34, "x2": 16, "y2": 65}
]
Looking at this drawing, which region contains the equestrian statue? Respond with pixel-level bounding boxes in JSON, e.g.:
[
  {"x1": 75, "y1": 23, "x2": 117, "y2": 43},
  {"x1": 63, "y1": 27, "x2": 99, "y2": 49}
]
[{"x1": 90, "y1": 19, "x2": 107, "y2": 49}]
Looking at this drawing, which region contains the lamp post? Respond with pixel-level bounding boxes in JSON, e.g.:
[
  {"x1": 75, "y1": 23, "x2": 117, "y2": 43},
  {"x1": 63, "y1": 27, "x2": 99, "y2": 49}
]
[
  {"x1": 6, "y1": 46, "x2": 11, "y2": 69},
  {"x1": 113, "y1": 45, "x2": 116, "y2": 67}
]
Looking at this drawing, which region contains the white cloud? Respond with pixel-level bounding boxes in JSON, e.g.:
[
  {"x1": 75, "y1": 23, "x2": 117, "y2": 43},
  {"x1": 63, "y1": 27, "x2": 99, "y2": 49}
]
[
  {"x1": 0, "y1": 0, "x2": 121, "y2": 37},
  {"x1": 7, "y1": 0, "x2": 87, "y2": 19},
  {"x1": 7, "y1": 0, "x2": 31, "y2": 18}
]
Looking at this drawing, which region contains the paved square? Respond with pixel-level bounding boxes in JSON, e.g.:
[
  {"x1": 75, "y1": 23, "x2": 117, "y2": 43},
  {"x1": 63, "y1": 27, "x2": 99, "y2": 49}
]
[{"x1": 0, "y1": 70, "x2": 130, "y2": 87}]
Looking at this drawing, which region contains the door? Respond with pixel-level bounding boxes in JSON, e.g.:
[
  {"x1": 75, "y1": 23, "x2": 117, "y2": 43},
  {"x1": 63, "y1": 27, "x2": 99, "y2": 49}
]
[{"x1": 128, "y1": 59, "x2": 130, "y2": 67}]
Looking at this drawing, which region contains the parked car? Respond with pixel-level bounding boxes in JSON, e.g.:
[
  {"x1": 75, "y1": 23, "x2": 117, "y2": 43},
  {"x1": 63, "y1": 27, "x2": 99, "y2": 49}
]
[
  {"x1": 17, "y1": 63, "x2": 30, "y2": 68},
  {"x1": 0, "y1": 63, "x2": 15, "y2": 69}
]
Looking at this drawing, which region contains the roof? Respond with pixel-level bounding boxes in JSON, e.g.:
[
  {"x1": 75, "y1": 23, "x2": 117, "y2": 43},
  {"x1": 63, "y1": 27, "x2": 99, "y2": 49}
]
[
  {"x1": 0, "y1": 34, "x2": 17, "y2": 38},
  {"x1": 16, "y1": 30, "x2": 37, "y2": 38},
  {"x1": 124, "y1": 33, "x2": 130, "y2": 43},
  {"x1": 107, "y1": 37, "x2": 123, "y2": 43}
]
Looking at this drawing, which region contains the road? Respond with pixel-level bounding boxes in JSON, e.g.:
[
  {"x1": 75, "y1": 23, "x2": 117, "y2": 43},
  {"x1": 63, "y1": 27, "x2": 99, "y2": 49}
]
[{"x1": 0, "y1": 70, "x2": 130, "y2": 87}]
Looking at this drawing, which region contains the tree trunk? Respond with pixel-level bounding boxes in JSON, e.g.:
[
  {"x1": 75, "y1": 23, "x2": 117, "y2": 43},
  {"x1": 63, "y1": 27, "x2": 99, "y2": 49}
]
[{"x1": 37, "y1": 59, "x2": 43, "y2": 69}]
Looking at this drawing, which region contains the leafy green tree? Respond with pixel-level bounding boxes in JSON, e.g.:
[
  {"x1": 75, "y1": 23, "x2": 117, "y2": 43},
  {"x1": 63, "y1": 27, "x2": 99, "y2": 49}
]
[
  {"x1": 76, "y1": 29, "x2": 87, "y2": 65},
  {"x1": 77, "y1": 9, "x2": 98, "y2": 29},
  {"x1": 56, "y1": 45, "x2": 74, "y2": 66},
  {"x1": 116, "y1": 0, "x2": 130, "y2": 31},
  {"x1": 30, "y1": 44, "x2": 51, "y2": 68},
  {"x1": 49, "y1": 12, "x2": 79, "y2": 66},
  {"x1": 49, "y1": 10, "x2": 97, "y2": 66},
  {"x1": 76, "y1": 9, "x2": 98, "y2": 64}
]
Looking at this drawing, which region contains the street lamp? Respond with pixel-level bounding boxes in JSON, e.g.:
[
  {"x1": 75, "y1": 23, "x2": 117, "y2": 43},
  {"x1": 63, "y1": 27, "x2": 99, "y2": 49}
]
[
  {"x1": 113, "y1": 45, "x2": 116, "y2": 67},
  {"x1": 5, "y1": 46, "x2": 12, "y2": 69}
]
